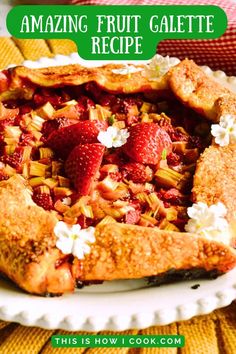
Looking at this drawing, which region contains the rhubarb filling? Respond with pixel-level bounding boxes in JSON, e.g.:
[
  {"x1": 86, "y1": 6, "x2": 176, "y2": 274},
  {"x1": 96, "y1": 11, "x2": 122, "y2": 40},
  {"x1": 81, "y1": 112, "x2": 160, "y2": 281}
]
[{"x1": 0, "y1": 82, "x2": 211, "y2": 231}]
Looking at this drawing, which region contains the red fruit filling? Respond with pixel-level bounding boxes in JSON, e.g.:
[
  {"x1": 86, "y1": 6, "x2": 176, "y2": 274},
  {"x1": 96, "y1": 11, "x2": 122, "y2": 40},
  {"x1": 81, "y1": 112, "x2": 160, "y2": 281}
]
[{"x1": 0, "y1": 81, "x2": 211, "y2": 231}]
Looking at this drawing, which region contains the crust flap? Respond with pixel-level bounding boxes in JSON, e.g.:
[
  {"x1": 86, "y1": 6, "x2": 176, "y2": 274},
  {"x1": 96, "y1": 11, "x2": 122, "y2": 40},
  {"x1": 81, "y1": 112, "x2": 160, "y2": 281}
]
[
  {"x1": 0, "y1": 64, "x2": 169, "y2": 101},
  {"x1": 168, "y1": 59, "x2": 236, "y2": 122},
  {"x1": 0, "y1": 176, "x2": 74, "y2": 295},
  {"x1": 77, "y1": 223, "x2": 236, "y2": 281}
]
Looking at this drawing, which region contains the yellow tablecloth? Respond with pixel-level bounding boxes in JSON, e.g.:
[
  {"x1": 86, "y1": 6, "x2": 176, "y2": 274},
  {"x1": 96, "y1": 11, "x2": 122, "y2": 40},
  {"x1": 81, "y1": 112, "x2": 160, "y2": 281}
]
[
  {"x1": 0, "y1": 37, "x2": 236, "y2": 354},
  {"x1": 0, "y1": 303, "x2": 236, "y2": 354}
]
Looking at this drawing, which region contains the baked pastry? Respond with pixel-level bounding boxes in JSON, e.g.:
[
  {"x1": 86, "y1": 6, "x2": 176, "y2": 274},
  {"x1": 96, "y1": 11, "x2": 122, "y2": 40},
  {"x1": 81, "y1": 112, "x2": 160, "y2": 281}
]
[{"x1": 0, "y1": 57, "x2": 235, "y2": 295}]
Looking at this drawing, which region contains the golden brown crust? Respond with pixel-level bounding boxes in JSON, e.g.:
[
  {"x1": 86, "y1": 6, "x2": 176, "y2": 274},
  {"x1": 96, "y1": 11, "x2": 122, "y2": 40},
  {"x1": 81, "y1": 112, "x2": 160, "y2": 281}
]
[
  {"x1": 77, "y1": 223, "x2": 236, "y2": 281},
  {"x1": 1, "y1": 173, "x2": 236, "y2": 294},
  {"x1": 2, "y1": 59, "x2": 236, "y2": 121},
  {"x1": 0, "y1": 176, "x2": 74, "y2": 295},
  {"x1": 193, "y1": 144, "x2": 236, "y2": 246},
  {"x1": 168, "y1": 59, "x2": 236, "y2": 122},
  {"x1": 0, "y1": 175, "x2": 56, "y2": 253},
  {"x1": 0, "y1": 59, "x2": 236, "y2": 294},
  {"x1": 193, "y1": 145, "x2": 236, "y2": 219},
  {"x1": 0, "y1": 64, "x2": 169, "y2": 101},
  {"x1": 215, "y1": 95, "x2": 236, "y2": 118}
]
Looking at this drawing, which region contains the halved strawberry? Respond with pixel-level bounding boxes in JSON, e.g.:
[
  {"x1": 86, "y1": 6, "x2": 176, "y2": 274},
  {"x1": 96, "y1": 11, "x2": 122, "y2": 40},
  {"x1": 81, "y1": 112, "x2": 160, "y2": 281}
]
[
  {"x1": 123, "y1": 123, "x2": 172, "y2": 165},
  {"x1": 65, "y1": 143, "x2": 105, "y2": 196},
  {"x1": 46, "y1": 121, "x2": 102, "y2": 159}
]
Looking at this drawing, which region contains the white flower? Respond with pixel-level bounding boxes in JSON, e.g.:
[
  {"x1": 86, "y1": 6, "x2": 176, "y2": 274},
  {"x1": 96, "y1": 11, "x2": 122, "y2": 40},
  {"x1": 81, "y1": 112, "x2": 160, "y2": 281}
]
[
  {"x1": 97, "y1": 126, "x2": 129, "y2": 148},
  {"x1": 112, "y1": 64, "x2": 143, "y2": 76},
  {"x1": 211, "y1": 114, "x2": 236, "y2": 147},
  {"x1": 144, "y1": 55, "x2": 180, "y2": 81},
  {"x1": 185, "y1": 202, "x2": 231, "y2": 245},
  {"x1": 54, "y1": 221, "x2": 95, "y2": 260}
]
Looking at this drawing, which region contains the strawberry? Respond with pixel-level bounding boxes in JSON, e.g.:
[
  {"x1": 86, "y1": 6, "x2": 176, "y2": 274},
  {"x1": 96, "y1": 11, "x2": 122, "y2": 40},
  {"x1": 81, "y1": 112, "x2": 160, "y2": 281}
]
[
  {"x1": 167, "y1": 152, "x2": 181, "y2": 167},
  {"x1": 158, "y1": 188, "x2": 188, "y2": 206},
  {"x1": 41, "y1": 117, "x2": 72, "y2": 139},
  {"x1": 125, "y1": 209, "x2": 141, "y2": 224},
  {"x1": 41, "y1": 117, "x2": 71, "y2": 139},
  {"x1": 1, "y1": 147, "x2": 23, "y2": 171},
  {"x1": 124, "y1": 202, "x2": 141, "y2": 224},
  {"x1": 123, "y1": 123, "x2": 172, "y2": 165},
  {"x1": 20, "y1": 104, "x2": 32, "y2": 115},
  {"x1": 169, "y1": 129, "x2": 189, "y2": 142},
  {"x1": 77, "y1": 215, "x2": 93, "y2": 229},
  {"x1": 46, "y1": 121, "x2": 101, "y2": 159},
  {"x1": 32, "y1": 192, "x2": 53, "y2": 210},
  {"x1": 65, "y1": 143, "x2": 105, "y2": 196},
  {"x1": 121, "y1": 162, "x2": 153, "y2": 183},
  {"x1": 104, "y1": 150, "x2": 125, "y2": 165},
  {"x1": 92, "y1": 119, "x2": 108, "y2": 132},
  {"x1": 77, "y1": 96, "x2": 95, "y2": 111},
  {"x1": 34, "y1": 89, "x2": 64, "y2": 107},
  {"x1": 85, "y1": 82, "x2": 103, "y2": 102}
]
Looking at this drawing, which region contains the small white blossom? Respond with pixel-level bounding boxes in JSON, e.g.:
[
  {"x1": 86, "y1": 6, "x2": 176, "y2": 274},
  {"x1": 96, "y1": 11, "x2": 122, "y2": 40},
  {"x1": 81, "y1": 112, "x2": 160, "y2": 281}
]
[
  {"x1": 185, "y1": 202, "x2": 231, "y2": 245},
  {"x1": 112, "y1": 64, "x2": 143, "y2": 76},
  {"x1": 62, "y1": 197, "x2": 72, "y2": 206},
  {"x1": 144, "y1": 55, "x2": 180, "y2": 81},
  {"x1": 54, "y1": 221, "x2": 95, "y2": 259},
  {"x1": 97, "y1": 126, "x2": 130, "y2": 148},
  {"x1": 211, "y1": 114, "x2": 236, "y2": 147}
]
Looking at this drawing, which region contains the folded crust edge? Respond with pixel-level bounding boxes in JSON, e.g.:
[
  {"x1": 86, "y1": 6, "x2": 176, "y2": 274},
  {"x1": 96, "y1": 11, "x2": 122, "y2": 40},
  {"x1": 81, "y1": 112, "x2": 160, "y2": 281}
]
[{"x1": 75, "y1": 223, "x2": 236, "y2": 282}]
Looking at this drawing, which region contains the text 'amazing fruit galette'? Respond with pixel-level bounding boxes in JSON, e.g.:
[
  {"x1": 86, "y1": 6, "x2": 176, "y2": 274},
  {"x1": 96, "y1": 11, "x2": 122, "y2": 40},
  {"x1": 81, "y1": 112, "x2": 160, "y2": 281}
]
[{"x1": 0, "y1": 56, "x2": 236, "y2": 295}]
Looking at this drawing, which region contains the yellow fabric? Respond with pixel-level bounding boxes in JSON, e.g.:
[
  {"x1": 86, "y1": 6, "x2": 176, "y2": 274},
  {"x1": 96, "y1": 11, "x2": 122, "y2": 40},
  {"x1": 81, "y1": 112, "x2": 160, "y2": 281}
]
[
  {"x1": 0, "y1": 37, "x2": 235, "y2": 354},
  {"x1": 0, "y1": 38, "x2": 77, "y2": 69},
  {"x1": 0, "y1": 38, "x2": 24, "y2": 69},
  {"x1": 47, "y1": 39, "x2": 77, "y2": 55},
  {"x1": 13, "y1": 39, "x2": 53, "y2": 61},
  {"x1": 0, "y1": 304, "x2": 236, "y2": 354}
]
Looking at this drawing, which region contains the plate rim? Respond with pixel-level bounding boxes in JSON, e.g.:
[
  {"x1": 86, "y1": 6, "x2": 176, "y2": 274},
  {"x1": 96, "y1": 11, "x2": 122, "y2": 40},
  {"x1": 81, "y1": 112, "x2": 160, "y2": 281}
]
[{"x1": 0, "y1": 53, "x2": 236, "y2": 332}]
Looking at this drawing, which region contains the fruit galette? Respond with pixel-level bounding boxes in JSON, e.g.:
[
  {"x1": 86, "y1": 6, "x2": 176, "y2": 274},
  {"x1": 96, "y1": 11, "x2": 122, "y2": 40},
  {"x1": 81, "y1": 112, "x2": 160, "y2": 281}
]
[{"x1": 0, "y1": 56, "x2": 236, "y2": 295}]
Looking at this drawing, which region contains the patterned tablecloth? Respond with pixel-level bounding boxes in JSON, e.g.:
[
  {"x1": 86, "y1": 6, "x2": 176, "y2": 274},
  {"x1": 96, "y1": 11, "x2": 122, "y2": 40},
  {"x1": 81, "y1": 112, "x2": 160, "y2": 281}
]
[
  {"x1": 6, "y1": 0, "x2": 236, "y2": 76},
  {"x1": 0, "y1": 37, "x2": 235, "y2": 354}
]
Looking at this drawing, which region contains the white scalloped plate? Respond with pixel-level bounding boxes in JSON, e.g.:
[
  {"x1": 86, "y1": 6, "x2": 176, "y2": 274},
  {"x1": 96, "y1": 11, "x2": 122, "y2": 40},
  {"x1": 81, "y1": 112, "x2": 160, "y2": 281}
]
[{"x1": 1, "y1": 54, "x2": 236, "y2": 331}]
